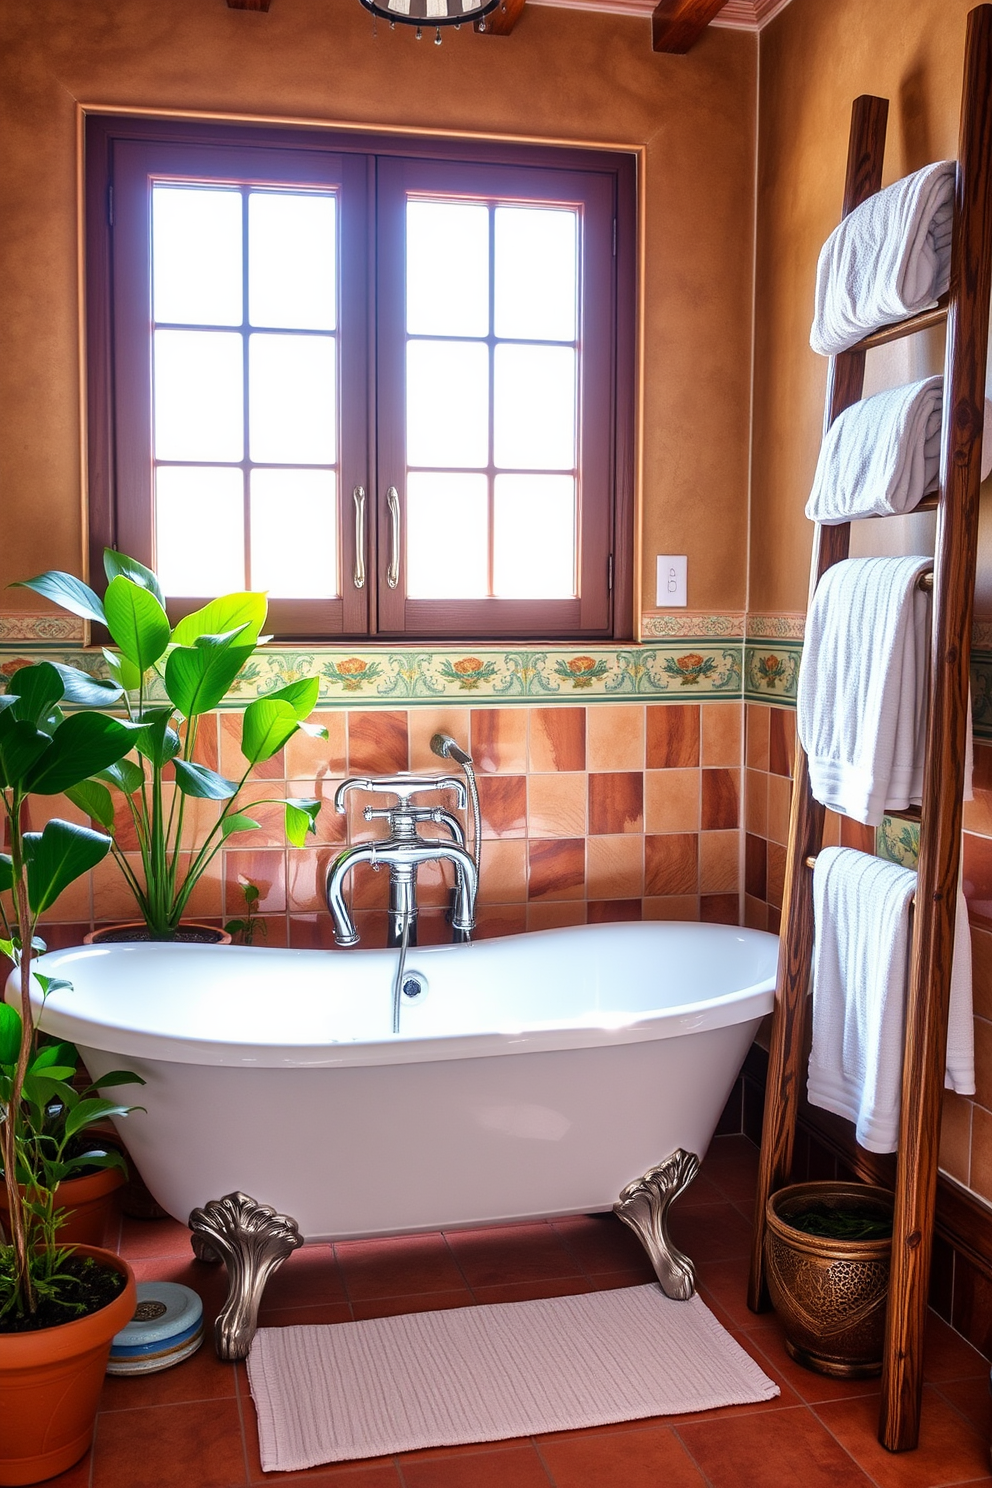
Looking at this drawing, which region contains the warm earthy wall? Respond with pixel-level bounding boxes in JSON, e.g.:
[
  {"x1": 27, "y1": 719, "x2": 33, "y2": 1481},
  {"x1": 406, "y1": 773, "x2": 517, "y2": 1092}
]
[{"x1": 0, "y1": 0, "x2": 756, "y2": 624}]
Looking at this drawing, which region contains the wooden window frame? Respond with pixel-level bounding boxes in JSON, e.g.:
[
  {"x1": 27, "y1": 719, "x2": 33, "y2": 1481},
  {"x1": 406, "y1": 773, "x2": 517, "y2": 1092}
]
[{"x1": 85, "y1": 113, "x2": 636, "y2": 641}]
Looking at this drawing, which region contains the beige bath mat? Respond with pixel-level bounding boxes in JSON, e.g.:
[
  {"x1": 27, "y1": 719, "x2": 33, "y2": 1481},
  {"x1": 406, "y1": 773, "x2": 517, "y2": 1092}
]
[{"x1": 246, "y1": 1283, "x2": 778, "y2": 1471}]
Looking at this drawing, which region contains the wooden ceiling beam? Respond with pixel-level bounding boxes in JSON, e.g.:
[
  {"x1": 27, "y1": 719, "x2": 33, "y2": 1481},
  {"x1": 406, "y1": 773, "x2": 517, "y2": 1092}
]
[
  {"x1": 652, "y1": 0, "x2": 729, "y2": 52},
  {"x1": 475, "y1": 0, "x2": 526, "y2": 34}
]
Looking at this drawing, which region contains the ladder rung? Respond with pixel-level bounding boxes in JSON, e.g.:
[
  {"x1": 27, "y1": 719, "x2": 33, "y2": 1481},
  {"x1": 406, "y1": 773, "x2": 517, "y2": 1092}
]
[
  {"x1": 848, "y1": 294, "x2": 949, "y2": 353},
  {"x1": 866, "y1": 493, "x2": 939, "y2": 518}
]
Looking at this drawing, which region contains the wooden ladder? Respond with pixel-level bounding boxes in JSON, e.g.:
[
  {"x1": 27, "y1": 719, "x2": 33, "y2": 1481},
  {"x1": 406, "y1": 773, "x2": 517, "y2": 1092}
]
[{"x1": 747, "y1": 3, "x2": 992, "y2": 1454}]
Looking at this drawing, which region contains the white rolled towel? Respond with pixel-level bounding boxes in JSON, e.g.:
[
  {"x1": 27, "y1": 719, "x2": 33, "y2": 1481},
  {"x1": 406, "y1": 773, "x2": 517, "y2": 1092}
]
[
  {"x1": 811, "y1": 160, "x2": 956, "y2": 357},
  {"x1": 808, "y1": 846, "x2": 975, "y2": 1155},
  {"x1": 806, "y1": 377, "x2": 992, "y2": 524}
]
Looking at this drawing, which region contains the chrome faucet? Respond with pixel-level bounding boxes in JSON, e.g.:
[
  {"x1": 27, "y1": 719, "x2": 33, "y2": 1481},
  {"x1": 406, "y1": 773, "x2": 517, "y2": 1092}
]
[{"x1": 325, "y1": 774, "x2": 479, "y2": 948}]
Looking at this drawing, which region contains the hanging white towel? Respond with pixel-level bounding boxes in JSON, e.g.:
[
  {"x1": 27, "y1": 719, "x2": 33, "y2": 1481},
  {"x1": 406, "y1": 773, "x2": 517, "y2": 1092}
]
[
  {"x1": 810, "y1": 160, "x2": 956, "y2": 357},
  {"x1": 806, "y1": 380, "x2": 992, "y2": 525},
  {"x1": 797, "y1": 556, "x2": 931, "y2": 826},
  {"x1": 808, "y1": 847, "x2": 975, "y2": 1155}
]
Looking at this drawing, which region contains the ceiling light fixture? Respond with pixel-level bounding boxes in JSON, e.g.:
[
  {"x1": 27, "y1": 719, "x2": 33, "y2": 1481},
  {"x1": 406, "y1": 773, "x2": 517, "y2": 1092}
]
[{"x1": 359, "y1": 0, "x2": 501, "y2": 39}]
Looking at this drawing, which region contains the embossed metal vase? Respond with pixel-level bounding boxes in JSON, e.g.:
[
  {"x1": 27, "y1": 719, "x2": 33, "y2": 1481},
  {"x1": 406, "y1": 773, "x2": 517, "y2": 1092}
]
[{"x1": 765, "y1": 1181, "x2": 894, "y2": 1378}]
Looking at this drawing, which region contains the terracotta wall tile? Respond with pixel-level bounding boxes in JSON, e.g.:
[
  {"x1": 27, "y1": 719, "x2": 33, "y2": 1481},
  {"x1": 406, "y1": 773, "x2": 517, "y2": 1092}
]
[
  {"x1": 349, "y1": 860, "x2": 391, "y2": 910},
  {"x1": 645, "y1": 833, "x2": 698, "y2": 895},
  {"x1": 840, "y1": 817, "x2": 876, "y2": 855},
  {"x1": 475, "y1": 904, "x2": 527, "y2": 939},
  {"x1": 89, "y1": 855, "x2": 135, "y2": 922},
  {"x1": 407, "y1": 707, "x2": 471, "y2": 771},
  {"x1": 478, "y1": 774, "x2": 527, "y2": 838},
  {"x1": 347, "y1": 710, "x2": 409, "y2": 775},
  {"x1": 745, "y1": 832, "x2": 767, "y2": 900},
  {"x1": 700, "y1": 893, "x2": 739, "y2": 925},
  {"x1": 765, "y1": 771, "x2": 792, "y2": 845},
  {"x1": 471, "y1": 708, "x2": 527, "y2": 774},
  {"x1": 969, "y1": 1103, "x2": 992, "y2": 1207},
  {"x1": 586, "y1": 704, "x2": 645, "y2": 772},
  {"x1": 222, "y1": 849, "x2": 286, "y2": 914},
  {"x1": 285, "y1": 710, "x2": 346, "y2": 779},
  {"x1": 939, "y1": 1089, "x2": 973, "y2": 1187},
  {"x1": 351, "y1": 910, "x2": 388, "y2": 949},
  {"x1": 972, "y1": 927, "x2": 992, "y2": 1020},
  {"x1": 287, "y1": 779, "x2": 347, "y2": 844},
  {"x1": 286, "y1": 846, "x2": 336, "y2": 916},
  {"x1": 744, "y1": 894, "x2": 768, "y2": 930},
  {"x1": 588, "y1": 772, "x2": 643, "y2": 835},
  {"x1": 529, "y1": 708, "x2": 585, "y2": 773},
  {"x1": 822, "y1": 810, "x2": 842, "y2": 848},
  {"x1": 702, "y1": 702, "x2": 742, "y2": 767},
  {"x1": 701, "y1": 768, "x2": 739, "y2": 830},
  {"x1": 587, "y1": 898, "x2": 642, "y2": 923},
  {"x1": 36, "y1": 921, "x2": 91, "y2": 949},
  {"x1": 974, "y1": 1017, "x2": 992, "y2": 1112},
  {"x1": 184, "y1": 712, "x2": 220, "y2": 774},
  {"x1": 528, "y1": 773, "x2": 587, "y2": 838},
  {"x1": 964, "y1": 833, "x2": 992, "y2": 927},
  {"x1": 527, "y1": 901, "x2": 586, "y2": 932},
  {"x1": 288, "y1": 913, "x2": 338, "y2": 949},
  {"x1": 176, "y1": 852, "x2": 224, "y2": 919},
  {"x1": 745, "y1": 704, "x2": 770, "y2": 772},
  {"x1": 478, "y1": 839, "x2": 528, "y2": 903},
  {"x1": 699, "y1": 830, "x2": 740, "y2": 894},
  {"x1": 766, "y1": 840, "x2": 786, "y2": 910},
  {"x1": 528, "y1": 838, "x2": 585, "y2": 901},
  {"x1": 646, "y1": 704, "x2": 699, "y2": 769},
  {"x1": 643, "y1": 894, "x2": 699, "y2": 920},
  {"x1": 220, "y1": 711, "x2": 284, "y2": 779},
  {"x1": 644, "y1": 769, "x2": 700, "y2": 834},
  {"x1": 586, "y1": 834, "x2": 644, "y2": 899},
  {"x1": 744, "y1": 768, "x2": 768, "y2": 838},
  {"x1": 409, "y1": 855, "x2": 450, "y2": 908},
  {"x1": 768, "y1": 707, "x2": 795, "y2": 778}
]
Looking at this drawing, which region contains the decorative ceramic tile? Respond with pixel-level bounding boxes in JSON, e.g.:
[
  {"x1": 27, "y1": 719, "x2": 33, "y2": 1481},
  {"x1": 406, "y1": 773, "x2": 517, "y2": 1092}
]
[
  {"x1": 876, "y1": 815, "x2": 921, "y2": 869},
  {"x1": 744, "y1": 639, "x2": 802, "y2": 702},
  {"x1": 0, "y1": 613, "x2": 84, "y2": 642},
  {"x1": 640, "y1": 611, "x2": 745, "y2": 639},
  {"x1": 971, "y1": 649, "x2": 992, "y2": 741},
  {"x1": 746, "y1": 613, "x2": 807, "y2": 640}
]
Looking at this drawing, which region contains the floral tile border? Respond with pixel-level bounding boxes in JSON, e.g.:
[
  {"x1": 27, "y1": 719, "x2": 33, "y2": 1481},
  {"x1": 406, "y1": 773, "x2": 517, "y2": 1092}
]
[
  {"x1": 640, "y1": 611, "x2": 745, "y2": 639},
  {"x1": 0, "y1": 640, "x2": 746, "y2": 706},
  {"x1": 0, "y1": 613, "x2": 84, "y2": 642},
  {"x1": 744, "y1": 639, "x2": 802, "y2": 703},
  {"x1": 747, "y1": 613, "x2": 807, "y2": 641},
  {"x1": 876, "y1": 815, "x2": 921, "y2": 869}
]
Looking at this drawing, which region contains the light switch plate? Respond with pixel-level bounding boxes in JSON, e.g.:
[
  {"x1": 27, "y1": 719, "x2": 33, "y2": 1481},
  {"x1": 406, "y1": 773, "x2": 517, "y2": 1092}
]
[{"x1": 656, "y1": 555, "x2": 687, "y2": 607}]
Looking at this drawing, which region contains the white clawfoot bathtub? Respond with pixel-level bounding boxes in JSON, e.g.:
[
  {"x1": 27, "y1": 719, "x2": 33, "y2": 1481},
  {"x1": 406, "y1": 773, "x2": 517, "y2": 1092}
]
[{"x1": 19, "y1": 921, "x2": 776, "y2": 1239}]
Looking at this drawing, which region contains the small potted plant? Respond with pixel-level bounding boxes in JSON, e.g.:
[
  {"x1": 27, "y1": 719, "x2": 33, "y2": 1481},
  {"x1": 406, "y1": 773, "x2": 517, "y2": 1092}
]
[
  {"x1": 0, "y1": 659, "x2": 142, "y2": 1484},
  {"x1": 14, "y1": 550, "x2": 326, "y2": 942},
  {"x1": 765, "y1": 1179, "x2": 894, "y2": 1378}
]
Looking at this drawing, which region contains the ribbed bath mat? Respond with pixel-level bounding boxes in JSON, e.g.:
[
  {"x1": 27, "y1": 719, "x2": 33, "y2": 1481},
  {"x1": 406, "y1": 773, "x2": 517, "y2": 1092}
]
[{"x1": 246, "y1": 1283, "x2": 779, "y2": 1471}]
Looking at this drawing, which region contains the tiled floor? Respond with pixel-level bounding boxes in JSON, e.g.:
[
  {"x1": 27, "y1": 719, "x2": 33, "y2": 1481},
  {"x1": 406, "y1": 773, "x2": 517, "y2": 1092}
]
[{"x1": 53, "y1": 1137, "x2": 992, "y2": 1487}]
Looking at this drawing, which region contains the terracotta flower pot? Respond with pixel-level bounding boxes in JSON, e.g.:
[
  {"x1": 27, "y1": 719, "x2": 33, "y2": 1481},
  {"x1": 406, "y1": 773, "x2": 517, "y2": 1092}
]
[
  {"x1": 0, "y1": 1245, "x2": 136, "y2": 1486},
  {"x1": 82, "y1": 921, "x2": 231, "y2": 945},
  {"x1": 0, "y1": 1165, "x2": 126, "y2": 1248},
  {"x1": 765, "y1": 1180, "x2": 894, "y2": 1378}
]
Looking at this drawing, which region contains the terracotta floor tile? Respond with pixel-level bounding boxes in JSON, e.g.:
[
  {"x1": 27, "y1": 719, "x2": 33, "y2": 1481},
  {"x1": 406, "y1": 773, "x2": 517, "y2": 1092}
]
[
  {"x1": 742, "y1": 1315, "x2": 882, "y2": 1406},
  {"x1": 934, "y1": 1374, "x2": 992, "y2": 1438},
  {"x1": 398, "y1": 1443, "x2": 553, "y2": 1486},
  {"x1": 119, "y1": 1214, "x2": 193, "y2": 1260},
  {"x1": 443, "y1": 1223, "x2": 584, "y2": 1288},
  {"x1": 335, "y1": 1233, "x2": 467, "y2": 1300},
  {"x1": 550, "y1": 1212, "x2": 658, "y2": 1276},
  {"x1": 350, "y1": 1289, "x2": 475, "y2": 1321},
  {"x1": 667, "y1": 1200, "x2": 754, "y2": 1263},
  {"x1": 257, "y1": 1301, "x2": 354, "y2": 1328},
  {"x1": 677, "y1": 1403, "x2": 875, "y2": 1486},
  {"x1": 537, "y1": 1422, "x2": 708, "y2": 1486},
  {"x1": 91, "y1": 1397, "x2": 247, "y2": 1488},
  {"x1": 693, "y1": 1254, "x2": 755, "y2": 1330},
  {"x1": 923, "y1": 1311, "x2": 992, "y2": 1382},
  {"x1": 814, "y1": 1387, "x2": 992, "y2": 1487},
  {"x1": 699, "y1": 1135, "x2": 761, "y2": 1203},
  {"x1": 260, "y1": 1244, "x2": 348, "y2": 1307},
  {"x1": 35, "y1": 1455, "x2": 92, "y2": 1488},
  {"x1": 99, "y1": 1339, "x2": 238, "y2": 1412},
  {"x1": 471, "y1": 1275, "x2": 597, "y2": 1306}
]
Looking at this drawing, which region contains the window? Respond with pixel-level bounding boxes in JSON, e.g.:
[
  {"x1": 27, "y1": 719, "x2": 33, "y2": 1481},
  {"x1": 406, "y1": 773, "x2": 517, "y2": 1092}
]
[{"x1": 86, "y1": 116, "x2": 635, "y2": 640}]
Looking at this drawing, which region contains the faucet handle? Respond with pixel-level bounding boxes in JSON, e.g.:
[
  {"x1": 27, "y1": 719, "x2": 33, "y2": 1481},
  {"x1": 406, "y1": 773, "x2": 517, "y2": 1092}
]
[{"x1": 334, "y1": 773, "x2": 467, "y2": 813}]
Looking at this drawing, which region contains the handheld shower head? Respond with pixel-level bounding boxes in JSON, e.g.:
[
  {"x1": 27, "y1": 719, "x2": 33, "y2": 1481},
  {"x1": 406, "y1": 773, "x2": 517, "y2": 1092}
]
[{"x1": 430, "y1": 732, "x2": 473, "y2": 767}]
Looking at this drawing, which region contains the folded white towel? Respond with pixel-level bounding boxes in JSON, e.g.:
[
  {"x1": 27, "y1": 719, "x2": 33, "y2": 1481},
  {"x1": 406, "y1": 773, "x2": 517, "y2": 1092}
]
[
  {"x1": 811, "y1": 161, "x2": 956, "y2": 357},
  {"x1": 808, "y1": 847, "x2": 975, "y2": 1154},
  {"x1": 807, "y1": 377, "x2": 992, "y2": 524},
  {"x1": 798, "y1": 556, "x2": 932, "y2": 826}
]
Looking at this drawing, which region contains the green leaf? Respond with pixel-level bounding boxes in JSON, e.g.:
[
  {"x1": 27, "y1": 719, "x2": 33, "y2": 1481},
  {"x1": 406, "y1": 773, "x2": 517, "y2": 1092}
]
[
  {"x1": 49, "y1": 662, "x2": 124, "y2": 708},
  {"x1": 12, "y1": 570, "x2": 106, "y2": 625},
  {"x1": 26, "y1": 819, "x2": 113, "y2": 916},
  {"x1": 220, "y1": 813, "x2": 260, "y2": 838},
  {"x1": 25, "y1": 713, "x2": 139, "y2": 794},
  {"x1": 65, "y1": 779, "x2": 116, "y2": 831},
  {"x1": 0, "y1": 1003, "x2": 21, "y2": 1067},
  {"x1": 0, "y1": 716, "x2": 50, "y2": 790},
  {"x1": 97, "y1": 758, "x2": 145, "y2": 796},
  {"x1": 170, "y1": 592, "x2": 267, "y2": 648},
  {"x1": 87, "y1": 1069, "x2": 145, "y2": 1089},
  {"x1": 164, "y1": 641, "x2": 255, "y2": 717},
  {"x1": 264, "y1": 676, "x2": 320, "y2": 720},
  {"x1": 103, "y1": 575, "x2": 171, "y2": 673},
  {"x1": 295, "y1": 720, "x2": 329, "y2": 740},
  {"x1": 103, "y1": 549, "x2": 166, "y2": 608},
  {"x1": 284, "y1": 797, "x2": 320, "y2": 847},
  {"x1": 31, "y1": 1040, "x2": 77, "y2": 1071},
  {"x1": 241, "y1": 697, "x2": 299, "y2": 765},
  {"x1": 30, "y1": 975, "x2": 72, "y2": 1000},
  {"x1": 63, "y1": 1096, "x2": 135, "y2": 1139},
  {"x1": 172, "y1": 760, "x2": 238, "y2": 800},
  {"x1": 135, "y1": 707, "x2": 180, "y2": 768},
  {"x1": 102, "y1": 648, "x2": 142, "y2": 694},
  {"x1": 0, "y1": 854, "x2": 11, "y2": 894},
  {"x1": 4, "y1": 663, "x2": 65, "y2": 727}
]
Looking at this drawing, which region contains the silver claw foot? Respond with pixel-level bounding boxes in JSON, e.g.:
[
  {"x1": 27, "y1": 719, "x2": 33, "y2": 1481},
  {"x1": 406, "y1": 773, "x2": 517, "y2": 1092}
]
[
  {"x1": 188, "y1": 1191, "x2": 304, "y2": 1360},
  {"x1": 614, "y1": 1149, "x2": 701, "y2": 1300}
]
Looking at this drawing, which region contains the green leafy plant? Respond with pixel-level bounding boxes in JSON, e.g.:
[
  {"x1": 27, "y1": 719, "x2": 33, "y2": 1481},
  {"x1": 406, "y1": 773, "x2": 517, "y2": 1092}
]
[
  {"x1": 224, "y1": 879, "x2": 267, "y2": 947},
  {"x1": 14, "y1": 551, "x2": 327, "y2": 940},
  {"x1": 0, "y1": 657, "x2": 142, "y2": 1323}
]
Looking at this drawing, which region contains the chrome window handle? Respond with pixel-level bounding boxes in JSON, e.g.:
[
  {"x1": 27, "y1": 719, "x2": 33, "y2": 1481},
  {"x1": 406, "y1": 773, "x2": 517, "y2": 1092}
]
[
  {"x1": 386, "y1": 485, "x2": 400, "y2": 590},
  {"x1": 352, "y1": 486, "x2": 366, "y2": 590}
]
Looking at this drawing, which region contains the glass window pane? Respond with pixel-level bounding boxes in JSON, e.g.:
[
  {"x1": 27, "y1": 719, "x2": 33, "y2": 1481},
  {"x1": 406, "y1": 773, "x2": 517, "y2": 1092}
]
[
  {"x1": 494, "y1": 344, "x2": 575, "y2": 470},
  {"x1": 493, "y1": 475, "x2": 576, "y2": 597},
  {"x1": 250, "y1": 469, "x2": 338, "y2": 597},
  {"x1": 155, "y1": 466, "x2": 245, "y2": 595},
  {"x1": 154, "y1": 329, "x2": 244, "y2": 462},
  {"x1": 406, "y1": 201, "x2": 489, "y2": 337},
  {"x1": 249, "y1": 333, "x2": 336, "y2": 464},
  {"x1": 407, "y1": 340, "x2": 489, "y2": 469},
  {"x1": 495, "y1": 207, "x2": 577, "y2": 343},
  {"x1": 249, "y1": 192, "x2": 337, "y2": 331},
  {"x1": 406, "y1": 473, "x2": 488, "y2": 598},
  {"x1": 152, "y1": 185, "x2": 243, "y2": 328}
]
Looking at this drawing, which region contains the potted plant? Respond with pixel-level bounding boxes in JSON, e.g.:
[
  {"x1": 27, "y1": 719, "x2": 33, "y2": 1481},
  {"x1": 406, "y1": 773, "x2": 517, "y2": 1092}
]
[
  {"x1": 764, "y1": 1179, "x2": 894, "y2": 1378},
  {"x1": 0, "y1": 659, "x2": 143, "y2": 1484},
  {"x1": 14, "y1": 550, "x2": 326, "y2": 942}
]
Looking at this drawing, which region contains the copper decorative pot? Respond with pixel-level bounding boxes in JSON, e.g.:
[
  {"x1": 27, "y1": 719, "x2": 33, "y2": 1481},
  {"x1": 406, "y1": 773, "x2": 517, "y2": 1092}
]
[{"x1": 765, "y1": 1180, "x2": 894, "y2": 1378}]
